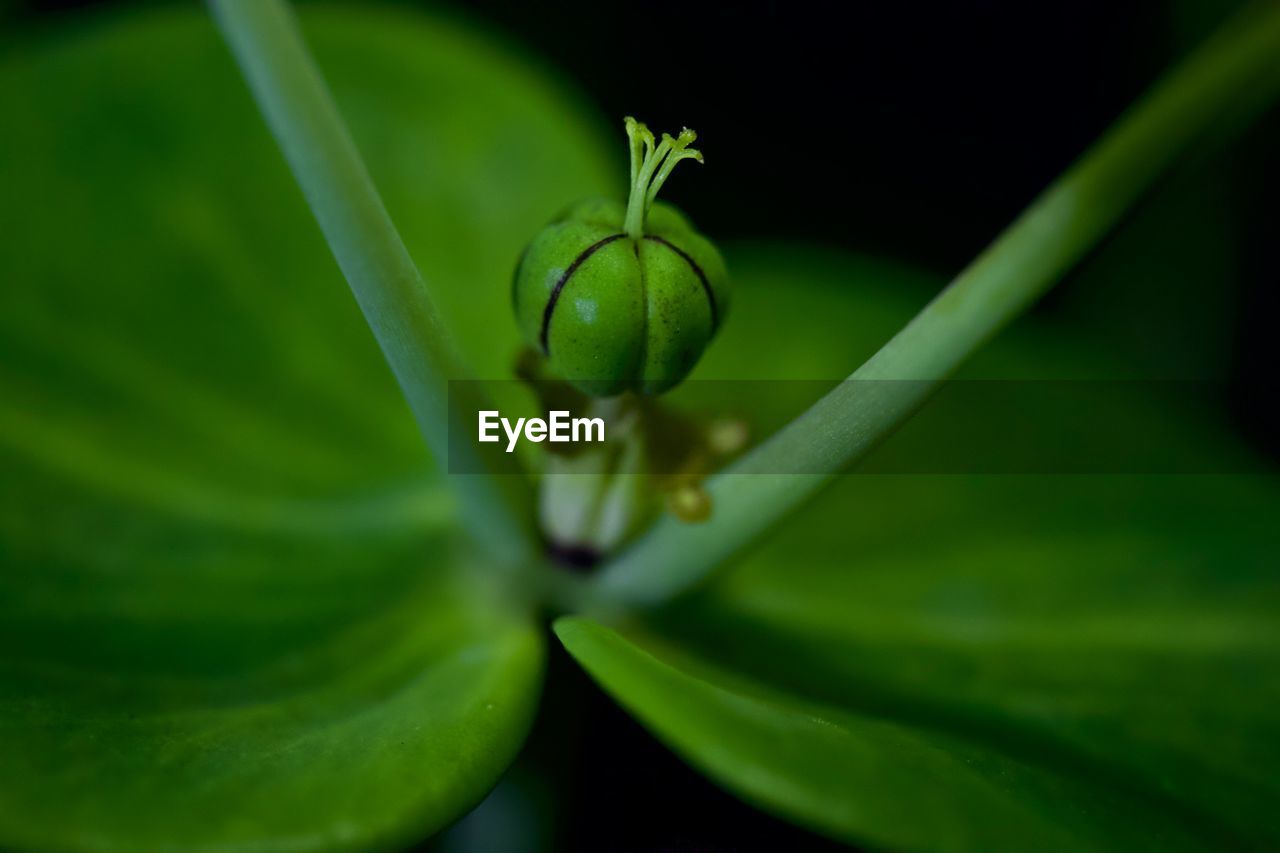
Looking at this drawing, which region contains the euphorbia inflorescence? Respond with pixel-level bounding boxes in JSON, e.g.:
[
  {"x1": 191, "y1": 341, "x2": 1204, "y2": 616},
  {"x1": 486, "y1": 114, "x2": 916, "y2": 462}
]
[{"x1": 512, "y1": 117, "x2": 729, "y2": 397}]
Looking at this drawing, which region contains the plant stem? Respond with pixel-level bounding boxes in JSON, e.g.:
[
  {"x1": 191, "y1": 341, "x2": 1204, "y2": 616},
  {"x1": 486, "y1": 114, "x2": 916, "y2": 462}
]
[
  {"x1": 207, "y1": 0, "x2": 535, "y2": 564},
  {"x1": 592, "y1": 1, "x2": 1280, "y2": 606}
]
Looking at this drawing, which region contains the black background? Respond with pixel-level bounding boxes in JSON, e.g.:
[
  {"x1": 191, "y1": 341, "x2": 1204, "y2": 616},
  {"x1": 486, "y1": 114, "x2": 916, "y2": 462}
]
[{"x1": 4, "y1": 1, "x2": 1278, "y2": 849}]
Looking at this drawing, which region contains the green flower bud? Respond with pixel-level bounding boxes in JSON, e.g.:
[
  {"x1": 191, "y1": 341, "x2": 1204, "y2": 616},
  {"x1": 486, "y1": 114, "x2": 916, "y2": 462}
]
[{"x1": 513, "y1": 118, "x2": 729, "y2": 397}]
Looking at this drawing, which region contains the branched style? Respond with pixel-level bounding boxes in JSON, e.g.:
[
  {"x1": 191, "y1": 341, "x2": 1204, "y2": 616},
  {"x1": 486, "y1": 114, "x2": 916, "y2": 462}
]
[{"x1": 623, "y1": 118, "x2": 703, "y2": 238}]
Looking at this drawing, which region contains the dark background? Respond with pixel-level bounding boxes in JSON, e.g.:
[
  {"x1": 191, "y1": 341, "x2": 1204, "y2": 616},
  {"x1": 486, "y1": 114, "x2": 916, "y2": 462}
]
[{"x1": 4, "y1": 1, "x2": 1277, "y2": 849}]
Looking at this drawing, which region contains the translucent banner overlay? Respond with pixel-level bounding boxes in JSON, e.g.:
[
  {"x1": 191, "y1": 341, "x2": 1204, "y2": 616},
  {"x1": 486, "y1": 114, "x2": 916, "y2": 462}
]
[{"x1": 448, "y1": 380, "x2": 1269, "y2": 475}]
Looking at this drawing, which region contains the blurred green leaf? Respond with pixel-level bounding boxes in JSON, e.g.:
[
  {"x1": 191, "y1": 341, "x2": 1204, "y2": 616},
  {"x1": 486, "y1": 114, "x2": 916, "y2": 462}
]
[
  {"x1": 559, "y1": 249, "x2": 1280, "y2": 850},
  {"x1": 0, "y1": 4, "x2": 612, "y2": 849},
  {"x1": 5, "y1": 1, "x2": 1278, "y2": 850}
]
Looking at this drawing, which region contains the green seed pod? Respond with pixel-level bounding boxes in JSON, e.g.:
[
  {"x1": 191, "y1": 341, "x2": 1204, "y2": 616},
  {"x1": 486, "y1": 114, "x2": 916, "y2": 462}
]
[{"x1": 513, "y1": 118, "x2": 729, "y2": 397}]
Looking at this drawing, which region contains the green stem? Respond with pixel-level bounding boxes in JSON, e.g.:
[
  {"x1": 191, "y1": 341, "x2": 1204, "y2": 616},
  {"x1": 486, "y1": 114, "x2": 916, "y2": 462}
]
[
  {"x1": 207, "y1": 0, "x2": 535, "y2": 565},
  {"x1": 591, "y1": 1, "x2": 1280, "y2": 606}
]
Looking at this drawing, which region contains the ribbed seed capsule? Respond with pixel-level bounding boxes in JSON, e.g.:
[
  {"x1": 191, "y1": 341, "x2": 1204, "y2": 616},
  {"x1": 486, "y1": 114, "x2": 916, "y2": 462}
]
[{"x1": 512, "y1": 119, "x2": 729, "y2": 397}]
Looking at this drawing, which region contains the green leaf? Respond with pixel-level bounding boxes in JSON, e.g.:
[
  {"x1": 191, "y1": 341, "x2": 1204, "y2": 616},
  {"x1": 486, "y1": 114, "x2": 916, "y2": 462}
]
[
  {"x1": 0, "y1": 4, "x2": 612, "y2": 849},
  {"x1": 560, "y1": 249, "x2": 1280, "y2": 850}
]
